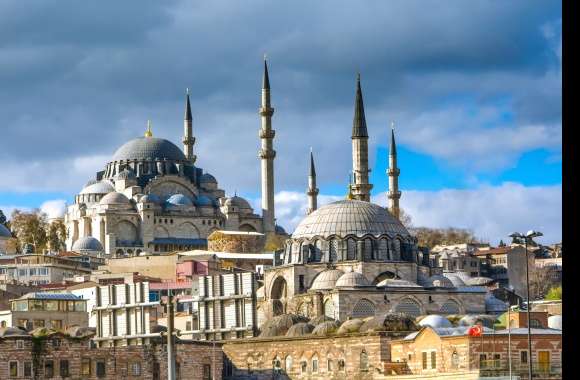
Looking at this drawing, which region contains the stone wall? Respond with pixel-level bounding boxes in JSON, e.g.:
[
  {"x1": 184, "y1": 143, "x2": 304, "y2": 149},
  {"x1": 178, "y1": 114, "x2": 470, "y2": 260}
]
[
  {"x1": 0, "y1": 335, "x2": 222, "y2": 380},
  {"x1": 222, "y1": 332, "x2": 409, "y2": 380}
]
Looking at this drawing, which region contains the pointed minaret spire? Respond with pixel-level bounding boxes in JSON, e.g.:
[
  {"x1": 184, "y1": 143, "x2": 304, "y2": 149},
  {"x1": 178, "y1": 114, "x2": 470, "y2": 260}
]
[
  {"x1": 306, "y1": 148, "x2": 319, "y2": 215},
  {"x1": 182, "y1": 88, "x2": 196, "y2": 163},
  {"x1": 387, "y1": 122, "x2": 401, "y2": 220},
  {"x1": 350, "y1": 73, "x2": 373, "y2": 202},
  {"x1": 259, "y1": 56, "x2": 276, "y2": 233}
]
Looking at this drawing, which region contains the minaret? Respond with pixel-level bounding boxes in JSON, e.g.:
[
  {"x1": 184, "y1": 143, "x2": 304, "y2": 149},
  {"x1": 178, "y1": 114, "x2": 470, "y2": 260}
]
[
  {"x1": 350, "y1": 73, "x2": 373, "y2": 202},
  {"x1": 306, "y1": 149, "x2": 319, "y2": 215},
  {"x1": 259, "y1": 58, "x2": 276, "y2": 233},
  {"x1": 183, "y1": 89, "x2": 196, "y2": 163},
  {"x1": 387, "y1": 123, "x2": 401, "y2": 219}
]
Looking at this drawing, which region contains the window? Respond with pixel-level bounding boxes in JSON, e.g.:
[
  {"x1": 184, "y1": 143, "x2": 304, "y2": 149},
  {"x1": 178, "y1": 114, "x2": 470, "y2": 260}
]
[
  {"x1": 301, "y1": 361, "x2": 307, "y2": 373},
  {"x1": 131, "y1": 362, "x2": 141, "y2": 376},
  {"x1": 1, "y1": 321, "x2": 6, "y2": 327},
  {"x1": 45, "y1": 360, "x2": 54, "y2": 378},
  {"x1": 493, "y1": 354, "x2": 501, "y2": 368},
  {"x1": 285, "y1": 355, "x2": 293, "y2": 373},
  {"x1": 530, "y1": 319, "x2": 542, "y2": 328},
  {"x1": 16, "y1": 340, "x2": 24, "y2": 349},
  {"x1": 203, "y1": 364, "x2": 211, "y2": 379},
  {"x1": 24, "y1": 362, "x2": 32, "y2": 377},
  {"x1": 338, "y1": 359, "x2": 345, "y2": 371},
  {"x1": 430, "y1": 351, "x2": 437, "y2": 369},
  {"x1": 17, "y1": 319, "x2": 28, "y2": 329},
  {"x1": 51, "y1": 320, "x2": 63, "y2": 330},
  {"x1": 81, "y1": 358, "x2": 91, "y2": 375},
  {"x1": 9, "y1": 361, "x2": 18, "y2": 377},
  {"x1": 451, "y1": 351, "x2": 459, "y2": 369},
  {"x1": 60, "y1": 360, "x2": 69, "y2": 377},
  {"x1": 360, "y1": 351, "x2": 368, "y2": 371},
  {"x1": 96, "y1": 360, "x2": 106, "y2": 378},
  {"x1": 520, "y1": 351, "x2": 528, "y2": 364},
  {"x1": 312, "y1": 356, "x2": 318, "y2": 373},
  {"x1": 480, "y1": 354, "x2": 487, "y2": 368},
  {"x1": 33, "y1": 319, "x2": 45, "y2": 328},
  {"x1": 422, "y1": 352, "x2": 428, "y2": 370},
  {"x1": 327, "y1": 358, "x2": 334, "y2": 371}
]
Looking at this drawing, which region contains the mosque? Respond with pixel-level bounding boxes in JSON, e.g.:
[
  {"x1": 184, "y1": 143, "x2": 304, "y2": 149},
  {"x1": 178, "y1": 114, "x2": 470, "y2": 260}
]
[
  {"x1": 65, "y1": 61, "x2": 281, "y2": 256},
  {"x1": 257, "y1": 73, "x2": 495, "y2": 323}
]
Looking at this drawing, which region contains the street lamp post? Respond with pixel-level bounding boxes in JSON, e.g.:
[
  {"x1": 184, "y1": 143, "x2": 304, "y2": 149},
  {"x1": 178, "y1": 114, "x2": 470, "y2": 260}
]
[{"x1": 509, "y1": 230, "x2": 542, "y2": 380}]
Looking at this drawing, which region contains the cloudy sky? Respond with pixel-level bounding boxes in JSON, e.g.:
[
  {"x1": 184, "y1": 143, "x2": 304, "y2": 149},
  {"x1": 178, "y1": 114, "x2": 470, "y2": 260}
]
[{"x1": 0, "y1": 1, "x2": 561, "y2": 244}]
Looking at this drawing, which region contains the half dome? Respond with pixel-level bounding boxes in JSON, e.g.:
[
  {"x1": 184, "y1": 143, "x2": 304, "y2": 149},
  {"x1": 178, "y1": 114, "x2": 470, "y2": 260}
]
[
  {"x1": 111, "y1": 137, "x2": 186, "y2": 162},
  {"x1": 292, "y1": 199, "x2": 410, "y2": 239},
  {"x1": 335, "y1": 271, "x2": 370, "y2": 288},
  {"x1": 310, "y1": 269, "x2": 344, "y2": 291}
]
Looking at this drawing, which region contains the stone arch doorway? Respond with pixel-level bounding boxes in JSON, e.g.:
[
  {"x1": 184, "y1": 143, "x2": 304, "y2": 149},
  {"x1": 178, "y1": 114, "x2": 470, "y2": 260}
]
[{"x1": 270, "y1": 276, "x2": 288, "y2": 316}]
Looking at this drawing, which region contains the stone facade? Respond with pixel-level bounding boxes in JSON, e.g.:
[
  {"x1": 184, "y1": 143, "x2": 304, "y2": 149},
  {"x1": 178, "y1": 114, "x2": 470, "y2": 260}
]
[
  {"x1": 222, "y1": 332, "x2": 409, "y2": 379},
  {"x1": 0, "y1": 332, "x2": 222, "y2": 380}
]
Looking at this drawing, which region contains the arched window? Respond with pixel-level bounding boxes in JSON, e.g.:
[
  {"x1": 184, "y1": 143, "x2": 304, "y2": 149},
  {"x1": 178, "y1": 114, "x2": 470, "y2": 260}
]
[
  {"x1": 360, "y1": 351, "x2": 369, "y2": 371},
  {"x1": 329, "y1": 239, "x2": 338, "y2": 262},
  {"x1": 393, "y1": 298, "x2": 421, "y2": 317},
  {"x1": 451, "y1": 351, "x2": 459, "y2": 369},
  {"x1": 351, "y1": 299, "x2": 375, "y2": 318},
  {"x1": 364, "y1": 238, "x2": 373, "y2": 261},
  {"x1": 347, "y1": 238, "x2": 357, "y2": 260},
  {"x1": 313, "y1": 240, "x2": 323, "y2": 262},
  {"x1": 312, "y1": 355, "x2": 319, "y2": 373},
  {"x1": 324, "y1": 299, "x2": 335, "y2": 319},
  {"x1": 300, "y1": 360, "x2": 307, "y2": 373},
  {"x1": 378, "y1": 238, "x2": 389, "y2": 261},
  {"x1": 440, "y1": 299, "x2": 461, "y2": 314},
  {"x1": 530, "y1": 319, "x2": 542, "y2": 328},
  {"x1": 285, "y1": 355, "x2": 293, "y2": 373}
]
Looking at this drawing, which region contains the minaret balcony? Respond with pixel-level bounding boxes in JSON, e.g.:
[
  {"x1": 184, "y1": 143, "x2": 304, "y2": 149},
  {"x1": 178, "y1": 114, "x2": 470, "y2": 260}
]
[
  {"x1": 388, "y1": 190, "x2": 402, "y2": 198},
  {"x1": 258, "y1": 149, "x2": 276, "y2": 159},
  {"x1": 259, "y1": 106, "x2": 274, "y2": 116},
  {"x1": 387, "y1": 168, "x2": 400, "y2": 175},
  {"x1": 182, "y1": 136, "x2": 196, "y2": 145},
  {"x1": 307, "y1": 188, "x2": 319, "y2": 196},
  {"x1": 259, "y1": 129, "x2": 276, "y2": 139}
]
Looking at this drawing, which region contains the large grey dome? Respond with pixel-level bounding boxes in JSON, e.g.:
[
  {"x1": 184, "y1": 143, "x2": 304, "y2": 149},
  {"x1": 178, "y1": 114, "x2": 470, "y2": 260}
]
[
  {"x1": 111, "y1": 137, "x2": 186, "y2": 162},
  {"x1": 72, "y1": 237, "x2": 104, "y2": 252},
  {"x1": 292, "y1": 199, "x2": 410, "y2": 239}
]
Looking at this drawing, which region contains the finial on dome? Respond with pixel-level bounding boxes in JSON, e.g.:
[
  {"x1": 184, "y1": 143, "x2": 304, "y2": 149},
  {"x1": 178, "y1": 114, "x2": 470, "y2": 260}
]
[
  {"x1": 391, "y1": 120, "x2": 395, "y2": 130},
  {"x1": 145, "y1": 120, "x2": 153, "y2": 137}
]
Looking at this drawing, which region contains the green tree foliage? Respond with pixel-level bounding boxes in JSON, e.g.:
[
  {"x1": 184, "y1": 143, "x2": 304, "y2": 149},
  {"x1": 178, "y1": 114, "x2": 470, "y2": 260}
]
[
  {"x1": 47, "y1": 219, "x2": 67, "y2": 252},
  {"x1": 9, "y1": 209, "x2": 48, "y2": 253},
  {"x1": 545, "y1": 286, "x2": 562, "y2": 300}
]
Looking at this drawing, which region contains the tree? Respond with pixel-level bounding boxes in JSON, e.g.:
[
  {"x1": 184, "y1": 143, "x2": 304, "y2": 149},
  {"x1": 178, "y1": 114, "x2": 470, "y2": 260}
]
[
  {"x1": 47, "y1": 220, "x2": 67, "y2": 253},
  {"x1": 411, "y1": 227, "x2": 478, "y2": 249},
  {"x1": 528, "y1": 266, "x2": 554, "y2": 300},
  {"x1": 9, "y1": 209, "x2": 48, "y2": 253},
  {"x1": 545, "y1": 286, "x2": 562, "y2": 300},
  {"x1": 398, "y1": 208, "x2": 413, "y2": 229}
]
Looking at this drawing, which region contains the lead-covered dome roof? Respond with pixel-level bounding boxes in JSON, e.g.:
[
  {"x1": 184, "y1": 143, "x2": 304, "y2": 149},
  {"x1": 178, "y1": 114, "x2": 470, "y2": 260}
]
[
  {"x1": 292, "y1": 199, "x2": 410, "y2": 239},
  {"x1": 72, "y1": 237, "x2": 104, "y2": 252},
  {"x1": 80, "y1": 180, "x2": 114, "y2": 195},
  {"x1": 111, "y1": 137, "x2": 186, "y2": 162},
  {"x1": 310, "y1": 269, "x2": 344, "y2": 291},
  {"x1": 0, "y1": 224, "x2": 11, "y2": 238}
]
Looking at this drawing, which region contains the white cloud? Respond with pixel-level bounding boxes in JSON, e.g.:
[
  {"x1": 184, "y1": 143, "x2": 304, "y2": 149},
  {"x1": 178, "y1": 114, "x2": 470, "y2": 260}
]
[
  {"x1": 40, "y1": 199, "x2": 67, "y2": 219},
  {"x1": 270, "y1": 183, "x2": 561, "y2": 245}
]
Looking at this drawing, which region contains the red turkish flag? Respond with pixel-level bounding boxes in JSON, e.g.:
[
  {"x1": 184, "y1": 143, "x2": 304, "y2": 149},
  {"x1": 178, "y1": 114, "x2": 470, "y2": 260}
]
[{"x1": 468, "y1": 325, "x2": 483, "y2": 337}]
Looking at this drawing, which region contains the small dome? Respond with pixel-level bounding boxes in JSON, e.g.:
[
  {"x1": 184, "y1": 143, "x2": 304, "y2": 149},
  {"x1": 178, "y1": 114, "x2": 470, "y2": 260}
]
[
  {"x1": 309, "y1": 315, "x2": 338, "y2": 326},
  {"x1": 310, "y1": 269, "x2": 344, "y2": 291},
  {"x1": 443, "y1": 273, "x2": 467, "y2": 287},
  {"x1": 259, "y1": 314, "x2": 309, "y2": 337},
  {"x1": 466, "y1": 277, "x2": 494, "y2": 286},
  {"x1": 336, "y1": 318, "x2": 365, "y2": 334},
  {"x1": 286, "y1": 322, "x2": 314, "y2": 337},
  {"x1": 80, "y1": 181, "x2": 115, "y2": 195},
  {"x1": 165, "y1": 194, "x2": 194, "y2": 207},
  {"x1": 548, "y1": 315, "x2": 562, "y2": 330},
  {"x1": 292, "y1": 199, "x2": 411, "y2": 239},
  {"x1": 195, "y1": 195, "x2": 215, "y2": 207},
  {"x1": 418, "y1": 315, "x2": 453, "y2": 328},
  {"x1": 424, "y1": 275, "x2": 455, "y2": 288},
  {"x1": 360, "y1": 312, "x2": 419, "y2": 333},
  {"x1": 72, "y1": 237, "x2": 104, "y2": 252},
  {"x1": 335, "y1": 271, "x2": 370, "y2": 288},
  {"x1": 485, "y1": 294, "x2": 507, "y2": 313},
  {"x1": 111, "y1": 137, "x2": 186, "y2": 162},
  {"x1": 100, "y1": 192, "x2": 131, "y2": 205},
  {"x1": 458, "y1": 314, "x2": 497, "y2": 328},
  {"x1": 141, "y1": 194, "x2": 161, "y2": 204},
  {"x1": 0, "y1": 224, "x2": 11, "y2": 238},
  {"x1": 115, "y1": 169, "x2": 136, "y2": 180},
  {"x1": 200, "y1": 173, "x2": 217, "y2": 183},
  {"x1": 377, "y1": 278, "x2": 422, "y2": 288},
  {"x1": 311, "y1": 320, "x2": 340, "y2": 336},
  {"x1": 225, "y1": 196, "x2": 252, "y2": 210},
  {"x1": 275, "y1": 225, "x2": 287, "y2": 235},
  {"x1": 0, "y1": 327, "x2": 28, "y2": 337}
]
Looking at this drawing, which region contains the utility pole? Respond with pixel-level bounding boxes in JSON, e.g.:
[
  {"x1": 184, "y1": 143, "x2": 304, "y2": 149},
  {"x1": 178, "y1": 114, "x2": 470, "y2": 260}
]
[{"x1": 166, "y1": 291, "x2": 176, "y2": 380}]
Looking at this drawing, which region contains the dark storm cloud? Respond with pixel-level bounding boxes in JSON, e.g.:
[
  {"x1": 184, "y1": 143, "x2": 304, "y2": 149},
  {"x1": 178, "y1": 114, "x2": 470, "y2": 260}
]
[{"x1": 0, "y1": 0, "x2": 561, "y2": 194}]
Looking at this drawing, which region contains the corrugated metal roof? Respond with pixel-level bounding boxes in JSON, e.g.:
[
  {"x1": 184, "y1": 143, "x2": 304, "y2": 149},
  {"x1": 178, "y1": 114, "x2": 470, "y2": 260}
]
[{"x1": 20, "y1": 292, "x2": 81, "y2": 300}]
